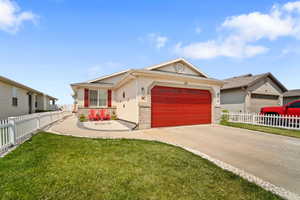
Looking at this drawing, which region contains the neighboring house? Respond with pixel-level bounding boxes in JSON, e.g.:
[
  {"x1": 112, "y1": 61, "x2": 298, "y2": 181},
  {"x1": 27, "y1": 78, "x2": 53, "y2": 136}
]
[
  {"x1": 71, "y1": 58, "x2": 224, "y2": 129},
  {"x1": 283, "y1": 89, "x2": 300, "y2": 105},
  {"x1": 221, "y1": 73, "x2": 287, "y2": 113},
  {"x1": 0, "y1": 75, "x2": 58, "y2": 119}
]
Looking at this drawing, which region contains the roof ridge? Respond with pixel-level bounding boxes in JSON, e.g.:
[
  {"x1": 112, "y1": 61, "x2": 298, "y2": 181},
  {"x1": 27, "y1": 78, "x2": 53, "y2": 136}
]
[{"x1": 224, "y1": 73, "x2": 252, "y2": 80}]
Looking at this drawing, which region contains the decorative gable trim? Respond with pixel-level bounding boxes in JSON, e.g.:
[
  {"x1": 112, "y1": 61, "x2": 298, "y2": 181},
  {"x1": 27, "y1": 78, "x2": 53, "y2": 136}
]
[{"x1": 145, "y1": 58, "x2": 209, "y2": 78}]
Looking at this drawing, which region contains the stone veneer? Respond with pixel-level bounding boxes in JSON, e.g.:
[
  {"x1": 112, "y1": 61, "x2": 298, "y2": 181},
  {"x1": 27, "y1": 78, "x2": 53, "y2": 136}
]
[
  {"x1": 138, "y1": 105, "x2": 151, "y2": 129},
  {"x1": 213, "y1": 106, "x2": 222, "y2": 124}
]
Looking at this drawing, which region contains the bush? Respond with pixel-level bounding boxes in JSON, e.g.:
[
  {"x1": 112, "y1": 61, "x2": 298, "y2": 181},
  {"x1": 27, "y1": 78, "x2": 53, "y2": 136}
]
[
  {"x1": 79, "y1": 114, "x2": 87, "y2": 122},
  {"x1": 111, "y1": 112, "x2": 117, "y2": 120},
  {"x1": 221, "y1": 110, "x2": 229, "y2": 123}
]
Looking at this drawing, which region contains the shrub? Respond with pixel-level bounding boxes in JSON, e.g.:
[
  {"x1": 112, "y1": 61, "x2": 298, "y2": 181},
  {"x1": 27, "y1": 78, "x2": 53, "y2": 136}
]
[
  {"x1": 221, "y1": 110, "x2": 229, "y2": 123},
  {"x1": 79, "y1": 114, "x2": 87, "y2": 122},
  {"x1": 111, "y1": 111, "x2": 117, "y2": 120}
]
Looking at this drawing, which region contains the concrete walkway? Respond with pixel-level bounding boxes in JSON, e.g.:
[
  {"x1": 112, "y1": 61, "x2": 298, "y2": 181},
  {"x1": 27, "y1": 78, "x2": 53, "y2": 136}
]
[{"x1": 49, "y1": 115, "x2": 300, "y2": 197}]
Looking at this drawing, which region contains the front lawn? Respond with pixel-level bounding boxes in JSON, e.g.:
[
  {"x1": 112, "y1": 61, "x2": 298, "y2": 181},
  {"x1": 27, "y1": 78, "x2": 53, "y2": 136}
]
[
  {"x1": 0, "y1": 132, "x2": 281, "y2": 200},
  {"x1": 221, "y1": 121, "x2": 300, "y2": 139}
]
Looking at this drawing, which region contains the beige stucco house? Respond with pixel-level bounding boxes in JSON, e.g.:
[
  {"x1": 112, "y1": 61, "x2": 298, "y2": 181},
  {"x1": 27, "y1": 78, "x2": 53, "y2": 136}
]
[
  {"x1": 0, "y1": 75, "x2": 58, "y2": 119},
  {"x1": 71, "y1": 58, "x2": 224, "y2": 129},
  {"x1": 221, "y1": 73, "x2": 287, "y2": 113}
]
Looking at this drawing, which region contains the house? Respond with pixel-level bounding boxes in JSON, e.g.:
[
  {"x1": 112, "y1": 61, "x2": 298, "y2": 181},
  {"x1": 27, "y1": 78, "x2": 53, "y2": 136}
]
[
  {"x1": 283, "y1": 89, "x2": 300, "y2": 105},
  {"x1": 221, "y1": 73, "x2": 287, "y2": 113},
  {"x1": 71, "y1": 58, "x2": 224, "y2": 129},
  {"x1": 0, "y1": 75, "x2": 58, "y2": 119}
]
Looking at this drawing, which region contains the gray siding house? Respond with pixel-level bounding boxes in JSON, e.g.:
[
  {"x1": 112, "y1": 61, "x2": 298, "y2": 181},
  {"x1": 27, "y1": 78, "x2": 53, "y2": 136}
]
[
  {"x1": 221, "y1": 73, "x2": 287, "y2": 113},
  {"x1": 0, "y1": 75, "x2": 58, "y2": 119},
  {"x1": 283, "y1": 89, "x2": 300, "y2": 105}
]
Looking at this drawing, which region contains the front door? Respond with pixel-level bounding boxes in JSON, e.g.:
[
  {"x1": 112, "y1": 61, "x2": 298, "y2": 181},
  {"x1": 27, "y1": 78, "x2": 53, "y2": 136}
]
[{"x1": 28, "y1": 94, "x2": 32, "y2": 114}]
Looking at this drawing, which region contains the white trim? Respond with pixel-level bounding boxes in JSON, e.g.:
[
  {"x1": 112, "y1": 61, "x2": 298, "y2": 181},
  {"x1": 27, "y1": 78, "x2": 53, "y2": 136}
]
[
  {"x1": 88, "y1": 89, "x2": 108, "y2": 108},
  {"x1": 87, "y1": 69, "x2": 132, "y2": 83}
]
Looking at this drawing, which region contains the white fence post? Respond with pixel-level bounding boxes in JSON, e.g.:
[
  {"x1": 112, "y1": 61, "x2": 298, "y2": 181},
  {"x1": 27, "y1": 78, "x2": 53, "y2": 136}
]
[
  {"x1": 8, "y1": 117, "x2": 16, "y2": 146},
  {"x1": 1, "y1": 111, "x2": 71, "y2": 156},
  {"x1": 37, "y1": 114, "x2": 40, "y2": 130}
]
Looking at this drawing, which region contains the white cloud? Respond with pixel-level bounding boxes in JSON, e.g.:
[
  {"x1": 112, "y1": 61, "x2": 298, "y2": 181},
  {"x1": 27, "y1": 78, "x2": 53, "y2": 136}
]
[
  {"x1": 222, "y1": 11, "x2": 295, "y2": 41},
  {"x1": 175, "y1": 38, "x2": 268, "y2": 59},
  {"x1": 284, "y1": 1, "x2": 300, "y2": 13},
  {"x1": 87, "y1": 62, "x2": 123, "y2": 78},
  {"x1": 0, "y1": 0, "x2": 38, "y2": 33},
  {"x1": 175, "y1": 1, "x2": 300, "y2": 59},
  {"x1": 143, "y1": 33, "x2": 168, "y2": 49}
]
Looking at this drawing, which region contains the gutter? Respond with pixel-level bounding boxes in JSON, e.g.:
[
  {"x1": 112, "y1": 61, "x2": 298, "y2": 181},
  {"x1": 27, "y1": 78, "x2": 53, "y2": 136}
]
[{"x1": 131, "y1": 70, "x2": 224, "y2": 86}]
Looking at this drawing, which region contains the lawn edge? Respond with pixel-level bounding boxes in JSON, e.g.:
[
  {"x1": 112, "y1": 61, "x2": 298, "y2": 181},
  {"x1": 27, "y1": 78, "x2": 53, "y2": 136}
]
[
  {"x1": 46, "y1": 129, "x2": 299, "y2": 200},
  {"x1": 218, "y1": 123, "x2": 300, "y2": 140}
]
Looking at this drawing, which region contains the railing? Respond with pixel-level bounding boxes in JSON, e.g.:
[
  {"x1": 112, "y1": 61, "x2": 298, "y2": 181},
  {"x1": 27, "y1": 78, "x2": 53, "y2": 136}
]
[
  {"x1": 222, "y1": 112, "x2": 300, "y2": 130},
  {"x1": 48, "y1": 104, "x2": 59, "y2": 111},
  {"x1": 0, "y1": 111, "x2": 71, "y2": 156}
]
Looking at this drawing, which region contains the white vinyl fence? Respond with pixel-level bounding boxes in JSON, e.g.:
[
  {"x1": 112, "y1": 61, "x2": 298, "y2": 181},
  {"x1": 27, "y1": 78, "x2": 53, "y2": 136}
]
[
  {"x1": 223, "y1": 112, "x2": 300, "y2": 130},
  {"x1": 0, "y1": 111, "x2": 71, "y2": 155}
]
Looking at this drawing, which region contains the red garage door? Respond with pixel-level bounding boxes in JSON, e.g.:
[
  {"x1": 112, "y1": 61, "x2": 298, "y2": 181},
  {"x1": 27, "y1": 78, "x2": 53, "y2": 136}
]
[{"x1": 151, "y1": 86, "x2": 211, "y2": 128}]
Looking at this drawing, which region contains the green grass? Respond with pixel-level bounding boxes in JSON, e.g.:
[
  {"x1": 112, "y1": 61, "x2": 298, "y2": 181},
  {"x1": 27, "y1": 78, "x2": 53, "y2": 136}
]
[
  {"x1": 0, "y1": 132, "x2": 282, "y2": 200},
  {"x1": 221, "y1": 121, "x2": 300, "y2": 139}
]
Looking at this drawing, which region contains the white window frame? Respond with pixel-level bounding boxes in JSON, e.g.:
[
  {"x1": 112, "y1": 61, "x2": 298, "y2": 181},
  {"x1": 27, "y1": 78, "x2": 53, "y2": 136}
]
[
  {"x1": 89, "y1": 89, "x2": 98, "y2": 107},
  {"x1": 98, "y1": 89, "x2": 107, "y2": 107},
  {"x1": 88, "y1": 89, "x2": 108, "y2": 108},
  {"x1": 12, "y1": 87, "x2": 18, "y2": 107}
]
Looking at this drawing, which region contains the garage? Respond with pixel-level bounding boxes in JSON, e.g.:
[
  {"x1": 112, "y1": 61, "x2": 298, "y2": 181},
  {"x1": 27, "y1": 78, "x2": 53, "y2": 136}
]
[
  {"x1": 151, "y1": 86, "x2": 212, "y2": 128},
  {"x1": 250, "y1": 94, "x2": 280, "y2": 113}
]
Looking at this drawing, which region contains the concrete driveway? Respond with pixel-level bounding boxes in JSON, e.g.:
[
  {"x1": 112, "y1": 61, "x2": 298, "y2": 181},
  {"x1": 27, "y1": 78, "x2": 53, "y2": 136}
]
[
  {"x1": 142, "y1": 125, "x2": 300, "y2": 196},
  {"x1": 49, "y1": 116, "x2": 300, "y2": 196}
]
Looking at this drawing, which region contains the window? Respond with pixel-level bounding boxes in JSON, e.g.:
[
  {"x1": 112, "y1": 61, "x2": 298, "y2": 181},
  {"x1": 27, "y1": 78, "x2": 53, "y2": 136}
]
[
  {"x1": 89, "y1": 89, "x2": 107, "y2": 107},
  {"x1": 99, "y1": 90, "x2": 107, "y2": 107},
  {"x1": 12, "y1": 97, "x2": 18, "y2": 107},
  {"x1": 89, "y1": 90, "x2": 98, "y2": 107},
  {"x1": 251, "y1": 94, "x2": 279, "y2": 100},
  {"x1": 12, "y1": 87, "x2": 18, "y2": 107},
  {"x1": 289, "y1": 101, "x2": 300, "y2": 108}
]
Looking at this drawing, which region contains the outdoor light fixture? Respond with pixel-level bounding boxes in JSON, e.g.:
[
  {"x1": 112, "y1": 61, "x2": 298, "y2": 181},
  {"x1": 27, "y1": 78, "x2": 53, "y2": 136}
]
[{"x1": 141, "y1": 87, "x2": 146, "y2": 100}]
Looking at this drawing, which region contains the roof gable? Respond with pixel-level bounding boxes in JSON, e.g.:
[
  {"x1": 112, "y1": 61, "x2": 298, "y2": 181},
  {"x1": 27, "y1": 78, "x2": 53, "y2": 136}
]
[
  {"x1": 83, "y1": 58, "x2": 209, "y2": 85},
  {"x1": 222, "y1": 73, "x2": 287, "y2": 93},
  {"x1": 145, "y1": 58, "x2": 209, "y2": 78}
]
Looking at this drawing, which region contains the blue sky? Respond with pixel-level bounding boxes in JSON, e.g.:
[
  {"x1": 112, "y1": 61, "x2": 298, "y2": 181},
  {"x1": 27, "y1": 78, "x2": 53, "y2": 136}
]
[{"x1": 1, "y1": 0, "x2": 300, "y2": 104}]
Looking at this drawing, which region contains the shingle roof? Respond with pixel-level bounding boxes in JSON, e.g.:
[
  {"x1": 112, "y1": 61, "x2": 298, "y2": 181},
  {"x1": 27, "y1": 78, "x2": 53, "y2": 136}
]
[
  {"x1": 222, "y1": 73, "x2": 287, "y2": 92},
  {"x1": 0, "y1": 75, "x2": 58, "y2": 100},
  {"x1": 283, "y1": 89, "x2": 300, "y2": 97},
  {"x1": 222, "y1": 73, "x2": 267, "y2": 90}
]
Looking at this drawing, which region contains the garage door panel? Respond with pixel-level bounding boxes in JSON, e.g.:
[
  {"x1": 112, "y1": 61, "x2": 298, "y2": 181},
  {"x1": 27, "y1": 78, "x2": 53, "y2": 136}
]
[{"x1": 151, "y1": 86, "x2": 212, "y2": 128}]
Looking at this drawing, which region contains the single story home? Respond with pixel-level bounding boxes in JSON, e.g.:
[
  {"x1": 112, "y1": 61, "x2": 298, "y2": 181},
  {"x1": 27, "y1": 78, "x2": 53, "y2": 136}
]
[
  {"x1": 0, "y1": 75, "x2": 58, "y2": 119},
  {"x1": 71, "y1": 58, "x2": 224, "y2": 129},
  {"x1": 221, "y1": 73, "x2": 287, "y2": 113},
  {"x1": 283, "y1": 89, "x2": 300, "y2": 105}
]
